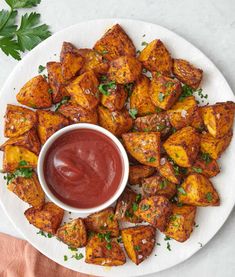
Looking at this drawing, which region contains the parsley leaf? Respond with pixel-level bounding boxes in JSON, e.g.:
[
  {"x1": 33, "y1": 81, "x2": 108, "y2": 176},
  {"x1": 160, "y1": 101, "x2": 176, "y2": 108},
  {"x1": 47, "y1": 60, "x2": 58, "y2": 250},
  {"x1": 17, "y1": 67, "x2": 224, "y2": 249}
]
[
  {"x1": 205, "y1": 192, "x2": 213, "y2": 202},
  {"x1": 0, "y1": 10, "x2": 17, "y2": 36},
  {"x1": 201, "y1": 152, "x2": 212, "y2": 164},
  {"x1": 55, "y1": 96, "x2": 70, "y2": 111},
  {"x1": 5, "y1": 0, "x2": 41, "y2": 9},
  {"x1": 0, "y1": 36, "x2": 21, "y2": 60},
  {"x1": 129, "y1": 108, "x2": 138, "y2": 119},
  {"x1": 98, "y1": 81, "x2": 116, "y2": 96},
  {"x1": 177, "y1": 187, "x2": 187, "y2": 195},
  {"x1": 148, "y1": 156, "x2": 156, "y2": 162},
  {"x1": 4, "y1": 168, "x2": 33, "y2": 184},
  {"x1": 192, "y1": 167, "x2": 203, "y2": 173}
]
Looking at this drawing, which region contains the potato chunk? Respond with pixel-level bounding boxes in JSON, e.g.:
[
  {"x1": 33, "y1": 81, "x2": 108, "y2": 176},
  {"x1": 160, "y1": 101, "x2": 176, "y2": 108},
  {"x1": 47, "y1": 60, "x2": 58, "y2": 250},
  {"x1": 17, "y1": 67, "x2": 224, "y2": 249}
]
[
  {"x1": 16, "y1": 75, "x2": 52, "y2": 108},
  {"x1": 173, "y1": 59, "x2": 203, "y2": 89},
  {"x1": 163, "y1": 126, "x2": 200, "y2": 167},
  {"x1": 122, "y1": 132, "x2": 161, "y2": 167},
  {"x1": 157, "y1": 156, "x2": 181, "y2": 184},
  {"x1": 98, "y1": 106, "x2": 133, "y2": 136},
  {"x1": 84, "y1": 207, "x2": 119, "y2": 237},
  {"x1": 93, "y1": 24, "x2": 136, "y2": 61},
  {"x1": 150, "y1": 75, "x2": 182, "y2": 110},
  {"x1": 139, "y1": 39, "x2": 172, "y2": 75},
  {"x1": 85, "y1": 235, "x2": 126, "y2": 266},
  {"x1": 4, "y1": 104, "x2": 37, "y2": 138},
  {"x1": 56, "y1": 218, "x2": 87, "y2": 248},
  {"x1": 24, "y1": 202, "x2": 64, "y2": 234},
  {"x1": 121, "y1": 225, "x2": 156, "y2": 265},
  {"x1": 135, "y1": 195, "x2": 172, "y2": 231},
  {"x1": 129, "y1": 165, "x2": 155, "y2": 185},
  {"x1": 164, "y1": 204, "x2": 196, "y2": 242},
  {"x1": 130, "y1": 75, "x2": 156, "y2": 116},
  {"x1": 178, "y1": 173, "x2": 220, "y2": 206}
]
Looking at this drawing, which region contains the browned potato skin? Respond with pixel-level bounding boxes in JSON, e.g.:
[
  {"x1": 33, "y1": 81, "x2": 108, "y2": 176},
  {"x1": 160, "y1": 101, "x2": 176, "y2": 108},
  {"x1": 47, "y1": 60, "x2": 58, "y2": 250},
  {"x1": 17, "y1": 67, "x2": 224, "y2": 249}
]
[
  {"x1": 93, "y1": 24, "x2": 136, "y2": 61},
  {"x1": 84, "y1": 207, "x2": 119, "y2": 237},
  {"x1": 85, "y1": 235, "x2": 126, "y2": 266},
  {"x1": 60, "y1": 42, "x2": 84, "y2": 80},
  {"x1": 190, "y1": 107, "x2": 204, "y2": 131},
  {"x1": 142, "y1": 175, "x2": 177, "y2": 199},
  {"x1": 178, "y1": 173, "x2": 220, "y2": 206},
  {"x1": 24, "y1": 202, "x2": 64, "y2": 234},
  {"x1": 37, "y1": 110, "x2": 69, "y2": 144},
  {"x1": 98, "y1": 106, "x2": 133, "y2": 137},
  {"x1": 0, "y1": 128, "x2": 41, "y2": 155},
  {"x1": 173, "y1": 59, "x2": 203, "y2": 89},
  {"x1": 200, "y1": 131, "x2": 233, "y2": 160},
  {"x1": 58, "y1": 101, "x2": 98, "y2": 124},
  {"x1": 150, "y1": 75, "x2": 182, "y2": 110},
  {"x1": 121, "y1": 225, "x2": 156, "y2": 265},
  {"x1": 130, "y1": 75, "x2": 156, "y2": 116},
  {"x1": 4, "y1": 104, "x2": 37, "y2": 138},
  {"x1": 164, "y1": 204, "x2": 196, "y2": 242},
  {"x1": 200, "y1": 102, "x2": 235, "y2": 138},
  {"x1": 16, "y1": 75, "x2": 52, "y2": 109},
  {"x1": 56, "y1": 218, "x2": 87, "y2": 248},
  {"x1": 139, "y1": 39, "x2": 172, "y2": 76},
  {"x1": 157, "y1": 156, "x2": 181, "y2": 184},
  {"x1": 101, "y1": 84, "x2": 127, "y2": 111},
  {"x1": 122, "y1": 132, "x2": 161, "y2": 167},
  {"x1": 129, "y1": 165, "x2": 155, "y2": 185},
  {"x1": 163, "y1": 126, "x2": 200, "y2": 167},
  {"x1": 108, "y1": 56, "x2": 142, "y2": 84},
  {"x1": 135, "y1": 195, "x2": 172, "y2": 231}
]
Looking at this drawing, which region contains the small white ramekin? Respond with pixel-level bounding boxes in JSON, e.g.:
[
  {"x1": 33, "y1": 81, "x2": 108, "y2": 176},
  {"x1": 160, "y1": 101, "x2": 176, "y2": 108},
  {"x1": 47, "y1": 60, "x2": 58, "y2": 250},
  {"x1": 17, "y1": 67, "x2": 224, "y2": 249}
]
[{"x1": 37, "y1": 123, "x2": 129, "y2": 214}]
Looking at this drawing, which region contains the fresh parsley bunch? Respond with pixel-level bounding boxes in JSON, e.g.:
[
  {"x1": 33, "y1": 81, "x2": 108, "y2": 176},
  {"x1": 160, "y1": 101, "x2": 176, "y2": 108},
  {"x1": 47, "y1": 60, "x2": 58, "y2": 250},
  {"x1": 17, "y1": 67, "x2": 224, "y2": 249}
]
[{"x1": 0, "y1": 0, "x2": 51, "y2": 60}]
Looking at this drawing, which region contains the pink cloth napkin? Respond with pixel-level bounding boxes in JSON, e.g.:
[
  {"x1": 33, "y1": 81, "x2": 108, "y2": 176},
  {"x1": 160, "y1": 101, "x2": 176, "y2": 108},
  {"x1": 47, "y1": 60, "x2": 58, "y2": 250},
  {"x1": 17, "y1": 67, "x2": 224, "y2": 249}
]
[{"x1": 0, "y1": 233, "x2": 96, "y2": 277}]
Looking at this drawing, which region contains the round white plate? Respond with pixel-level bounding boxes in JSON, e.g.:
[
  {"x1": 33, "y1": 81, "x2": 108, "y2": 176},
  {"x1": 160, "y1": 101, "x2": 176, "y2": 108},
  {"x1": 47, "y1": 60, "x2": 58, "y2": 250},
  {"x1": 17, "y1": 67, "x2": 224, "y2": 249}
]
[{"x1": 0, "y1": 19, "x2": 234, "y2": 277}]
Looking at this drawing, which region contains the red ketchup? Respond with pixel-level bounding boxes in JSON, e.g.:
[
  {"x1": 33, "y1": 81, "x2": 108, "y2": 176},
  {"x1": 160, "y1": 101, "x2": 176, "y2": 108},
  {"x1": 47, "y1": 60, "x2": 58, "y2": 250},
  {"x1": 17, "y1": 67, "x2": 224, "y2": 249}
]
[{"x1": 44, "y1": 129, "x2": 123, "y2": 208}]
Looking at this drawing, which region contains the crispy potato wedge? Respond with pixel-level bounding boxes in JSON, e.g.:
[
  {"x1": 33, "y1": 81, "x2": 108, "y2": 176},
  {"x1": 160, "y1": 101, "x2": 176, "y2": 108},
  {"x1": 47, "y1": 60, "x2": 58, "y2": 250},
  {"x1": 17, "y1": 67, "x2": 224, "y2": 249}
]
[
  {"x1": 122, "y1": 132, "x2": 161, "y2": 167},
  {"x1": 93, "y1": 24, "x2": 136, "y2": 61},
  {"x1": 178, "y1": 173, "x2": 220, "y2": 206},
  {"x1": 158, "y1": 156, "x2": 181, "y2": 184},
  {"x1": 98, "y1": 106, "x2": 133, "y2": 136},
  {"x1": 129, "y1": 165, "x2": 155, "y2": 185},
  {"x1": 4, "y1": 104, "x2": 37, "y2": 138},
  {"x1": 163, "y1": 126, "x2": 200, "y2": 167},
  {"x1": 135, "y1": 195, "x2": 172, "y2": 231},
  {"x1": 164, "y1": 204, "x2": 196, "y2": 242},
  {"x1": 173, "y1": 59, "x2": 203, "y2": 89},
  {"x1": 84, "y1": 207, "x2": 119, "y2": 237},
  {"x1": 130, "y1": 75, "x2": 156, "y2": 116},
  {"x1": 101, "y1": 84, "x2": 127, "y2": 111},
  {"x1": 108, "y1": 56, "x2": 142, "y2": 84},
  {"x1": 24, "y1": 202, "x2": 64, "y2": 234},
  {"x1": 150, "y1": 75, "x2": 182, "y2": 110},
  {"x1": 8, "y1": 173, "x2": 44, "y2": 208},
  {"x1": 121, "y1": 225, "x2": 156, "y2": 265},
  {"x1": 85, "y1": 235, "x2": 126, "y2": 266},
  {"x1": 16, "y1": 75, "x2": 52, "y2": 109},
  {"x1": 56, "y1": 218, "x2": 87, "y2": 248}
]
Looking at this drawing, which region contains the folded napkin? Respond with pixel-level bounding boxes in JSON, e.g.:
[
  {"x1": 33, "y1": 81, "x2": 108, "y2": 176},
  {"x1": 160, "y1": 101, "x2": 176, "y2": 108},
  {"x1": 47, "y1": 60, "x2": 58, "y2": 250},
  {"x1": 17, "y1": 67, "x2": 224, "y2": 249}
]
[{"x1": 0, "y1": 233, "x2": 96, "y2": 277}]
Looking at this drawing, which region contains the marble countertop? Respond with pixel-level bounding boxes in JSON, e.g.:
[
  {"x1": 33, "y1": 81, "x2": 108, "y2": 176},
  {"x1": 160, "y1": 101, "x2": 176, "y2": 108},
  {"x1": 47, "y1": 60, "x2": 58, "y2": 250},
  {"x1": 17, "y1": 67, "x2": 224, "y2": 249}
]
[{"x1": 0, "y1": 0, "x2": 235, "y2": 276}]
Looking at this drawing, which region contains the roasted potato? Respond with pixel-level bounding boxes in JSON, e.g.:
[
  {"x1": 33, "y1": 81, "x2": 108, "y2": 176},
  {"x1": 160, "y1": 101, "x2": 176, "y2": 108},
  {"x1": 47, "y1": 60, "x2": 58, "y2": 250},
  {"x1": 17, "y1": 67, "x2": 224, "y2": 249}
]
[
  {"x1": 60, "y1": 42, "x2": 84, "y2": 80},
  {"x1": 16, "y1": 75, "x2": 52, "y2": 109},
  {"x1": 85, "y1": 234, "x2": 126, "y2": 266},
  {"x1": 200, "y1": 102, "x2": 235, "y2": 138},
  {"x1": 58, "y1": 101, "x2": 98, "y2": 124},
  {"x1": 24, "y1": 202, "x2": 64, "y2": 234},
  {"x1": 93, "y1": 24, "x2": 136, "y2": 61},
  {"x1": 164, "y1": 204, "x2": 196, "y2": 242},
  {"x1": 163, "y1": 126, "x2": 200, "y2": 167},
  {"x1": 135, "y1": 195, "x2": 172, "y2": 231},
  {"x1": 150, "y1": 75, "x2": 182, "y2": 110},
  {"x1": 7, "y1": 173, "x2": 44, "y2": 208},
  {"x1": 37, "y1": 110, "x2": 69, "y2": 144},
  {"x1": 173, "y1": 59, "x2": 203, "y2": 89},
  {"x1": 84, "y1": 207, "x2": 119, "y2": 237},
  {"x1": 129, "y1": 165, "x2": 155, "y2": 185},
  {"x1": 130, "y1": 75, "x2": 156, "y2": 116},
  {"x1": 190, "y1": 107, "x2": 204, "y2": 131},
  {"x1": 122, "y1": 132, "x2": 161, "y2": 167},
  {"x1": 200, "y1": 130, "x2": 233, "y2": 160},
  {"x1": 66, "y1": 71, "x2": 100, "y2": 110},
  {"x1": 178, "y1": 173, "x2": 220, "y2": 206},
  {"x1": 157, "y1": 156, "x2": 181, "y2": 184},
  {"x1": 3, "y1": 145, "x2": 38, "y2": 172},
  {"x1": 121, "y1": 225, "x2": 156, "y2": 265},
  {"x1": 4, "y1": 104, "x2": 37, "y2": 138},
  {"x1": 98, "y1": 106, "x2": 133, "y2": 136},
  {"x1": 138, "y1": 39, "x2": 172, "y2": 75},
  {"x1": 56, "y1": 218, "x2": 87, "y2": 248}
]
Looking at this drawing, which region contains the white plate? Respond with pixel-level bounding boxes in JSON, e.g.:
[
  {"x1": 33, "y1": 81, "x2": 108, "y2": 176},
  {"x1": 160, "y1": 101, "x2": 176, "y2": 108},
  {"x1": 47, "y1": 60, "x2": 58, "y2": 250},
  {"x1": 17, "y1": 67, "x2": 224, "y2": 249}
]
[{"x1": 0, "y1": 19, "x2": 235, "y2": 277}]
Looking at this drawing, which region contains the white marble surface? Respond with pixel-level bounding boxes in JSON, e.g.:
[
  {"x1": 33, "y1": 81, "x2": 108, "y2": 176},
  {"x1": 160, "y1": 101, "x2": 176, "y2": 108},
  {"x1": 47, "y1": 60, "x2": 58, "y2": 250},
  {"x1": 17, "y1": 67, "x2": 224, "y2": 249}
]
[{"x1": 0, "y1": 0, "x2": 234, "y2": 276}]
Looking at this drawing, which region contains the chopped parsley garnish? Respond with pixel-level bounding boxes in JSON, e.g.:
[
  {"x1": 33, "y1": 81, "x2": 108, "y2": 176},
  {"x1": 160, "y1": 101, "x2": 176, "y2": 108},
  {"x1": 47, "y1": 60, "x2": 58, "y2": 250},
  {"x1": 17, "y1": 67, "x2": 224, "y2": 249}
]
[
  {"x1": 106, "y1": 243, "x2": 112, "y2": 250},
  {"x1": 141, "y1": 204, "x2": 150, "y2": 211},
  {"x1": 124, "y1": 83, "x2": 134, "y2": 96},
  {"x1": 158, "y1": 92, "x2": 165, "y2": 102},
  {"x1": 100, "y1": 75, "x2": 107, "y2": 82},
  {"x1": 37, "y1": 230, "x2": 47, "y2": 237},
  {"x1": 192, "y1": 167, "x2": 203, "y2": 173},
  {"x1": 55, "y1": 96, "x2": 70, "y2": 111},
  {"x1": 134, "y1": 245, "x2": 141, "y2": 251},
  {"x1": 42, "y1": 74, "x2": 48, "y2": 80},
  {"x1": 98, "y1": 81, "x2": 117, "y2": 96},
  {"x1": 136, "y1": 194, "x2": 142, "y2": 203},
  {"x1": 205, "y1": 192, "x2": 213, "y2": 202},
  {"x1": 142, "y1": 68, "x2": 147, "y2": 73},
  {"x1": 125, "y1": 210, "x2": 133, "y2": 218},
  {"x1": 68, "y1": 246, "x2": 77, "y2": 251},
  {"x1": 159, "y1": 179, "x2": 168, "y2": 189},
  {"x1": 136, "y1": 50, "x2": 141, "y2": 55},
  {"x1": 47, "y1": 233, "x2": 53, "y2": 238},
  {"x1": 132, "y1": 202, "x2": 138, "y2": 212},
  {"x1": 141, "y1": 41, "x2": 148, "y2": 46},
  {"x1": 48, "y1": 88, "x2": 53, "y2": 94},
  {"x1": 165, "y1": 81, "x2": 174, "y2": 88},
  {"x1": 18, "y1": 160, "x2": 27, "y2": 166},
  {"x1": 72, "y1": 253, "x2": 84, "y2": 260},
  {"x1": 177, "y1": 187, "x2": 187, "y2": 195},
  {"x1": 167, "y1": 241, "x2": 171, "y2": 251},
  {"x1": 129, "y1": 108, "x2": 138, "y2": 119},
  {"x1": 155, "y1": 107, "x2": 163, "y2": 113},
  {"x1": 117, "y1": 237, "x2": 123, "y2": 243},
  {"x1": 108, "y1": 214, "x2": 114, "y2": 221},
  {"x1": 4, "y1": 168, "x2": 33, "y2": 184},
  {"x1": 156, "y1": 124, "x2": 166, "y2": 131},
  {"x1": 148, "y1": 157, "x2": 156, "y2": 162},
  {"x1": 38, "y1": 65, "x2": 46, "y2": 73},
  {"x1": 64, "y1": 255, "x2": 68, "y2": 261},
  {"x1": 157, "y1": 242, "x2": 161, "y2": 246},
  {"x1": 178, "y1": 85, "x2": 194, "y2": 101},
  {"x1": 195, "y1": 224, "x2": 199, "y2": 228},
  {"x1": 198, "y1": 242, "x2": 203, "y2": 248},
  {"x1": 201, "y1": 152, "x2": 212, "y2": 164},
  {"x1": 164, "y1": 236, "x2": 171, "y2": 241}
]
